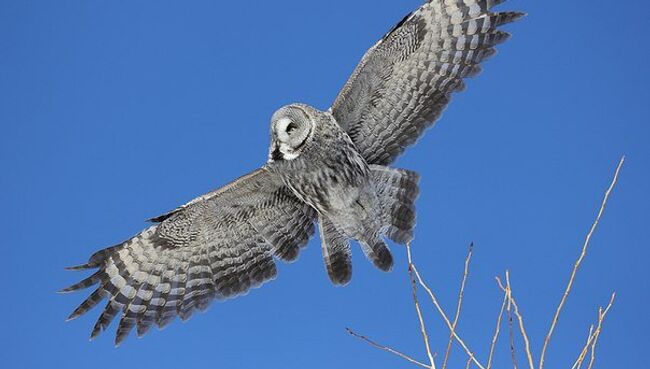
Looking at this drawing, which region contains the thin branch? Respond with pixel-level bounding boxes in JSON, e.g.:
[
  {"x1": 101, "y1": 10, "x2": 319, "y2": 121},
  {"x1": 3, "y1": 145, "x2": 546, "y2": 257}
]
[
  {"x1": 465, "y1": 356, "x2": 473, "y2": 369},
  {"x1": 587, "y1": 297, "x2": 614, "y2": 369},
  {"x1": 407, "y1": 243, "x2": 437, "y2": 369},
  {"x1": 575, "y1": 325, "x2": 594, "y2": 369},
  {"x1": 589, "y1": 295, "x2": 617, "y2": 369},
  {"x1": 586, "y1": 319, "x2": 601, "y2": 369},
  {"x1": 410, "y1": 263, "x2": 486, "y2": 369},
  {"x1": 346, "y1": 328, "x2": 431, "y2": 369},
  {"x1": 496, "y1": 274, "x2": 535, "y2": 369},
  {"x1": 507, "y1": 300, "x2": 519, "y2": 369},
  {"x1": 539, "y1": 156, "x2": 625, "y2": 369},
  {"x1": 570, "y1": 293, "x2": 616, "y2": 369},
  {"x1": 442, "y1": 243, "x2": 474, "y2": 369},
  {"x1": 487, "y1": 283, "x2": 509, "y2": 369},
  {"x1": 572, "y1": 330, "x2": 594, "y2": 368}
]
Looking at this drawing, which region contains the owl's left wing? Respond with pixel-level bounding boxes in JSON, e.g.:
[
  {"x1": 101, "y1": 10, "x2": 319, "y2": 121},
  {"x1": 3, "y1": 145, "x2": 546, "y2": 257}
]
[
  {"x1": 331, "y1": 0, "x2": 524, "y2": 165},
  {"x1": 60, "y1": 167, "x2": 316, "y2": 345}
]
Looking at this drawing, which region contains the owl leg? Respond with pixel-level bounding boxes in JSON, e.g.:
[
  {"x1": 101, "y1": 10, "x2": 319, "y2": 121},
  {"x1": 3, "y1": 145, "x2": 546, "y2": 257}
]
[
  {"x1": 369, "y1": 165, "x2": 420, "y2": 245},
  {"x1": 318, "y1": 216, "x2": 352, "y2": 285}
]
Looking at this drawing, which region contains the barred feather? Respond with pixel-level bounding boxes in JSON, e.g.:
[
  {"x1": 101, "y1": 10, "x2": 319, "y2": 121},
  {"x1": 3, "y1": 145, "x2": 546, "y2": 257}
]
[
  {"x1": 332, "y1": 0, "x2": 524, "y2": 165},
  {"x1": 62, "y1": 168, "x2": 316, "y2": 345},
  {"x1": 370, "y1": 165, "x2": 420, "y2": 245},
  {"x1": 319, "y1": 217, "x2": 353, "y2": 285}
]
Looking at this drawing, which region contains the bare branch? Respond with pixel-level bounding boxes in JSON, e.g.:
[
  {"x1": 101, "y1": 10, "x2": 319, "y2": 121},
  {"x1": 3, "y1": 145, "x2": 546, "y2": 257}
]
[
  {"x1": 587, "y1": 318, "x2": 601, "y2": 369},
  {"x1": 346, "y1": 327, "x2": 432, "y2": 369},
  {"x1": 496, "y1": 274, "x2": 535, "y2": 369},
  {"x1": 410, "y1": 263, "x2": 486, "y2": 369},
  {"x1": 442, "y1": 243, "x2": 474, "y2": 369},
  {"x1": 507, "y1": 301, "x2": 519, "y2": 369},
  {"x1": 539, "y1": 156, "x2": 625, "y2": 369},
  {"x1": 407, "y1": 243, "x2": 437, "y2": 369},
  {"x1": 571, "y1": 293, "x2": 616, "y2": 369},
  {"x1": 487, "y1": 283, "x2": 509, "y2": 369},
  {"x1": 586, "y1": 296, "x2": 615, "y2": 369},
  {"x1": 576, "y1": 325, "x2": 594, "y2": 369}
]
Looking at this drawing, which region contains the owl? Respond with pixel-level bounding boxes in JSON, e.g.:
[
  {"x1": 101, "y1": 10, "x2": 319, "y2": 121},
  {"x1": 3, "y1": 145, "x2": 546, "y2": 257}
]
[{"x1": 61, "y1": 0, "x2": 524, "y2": 345}]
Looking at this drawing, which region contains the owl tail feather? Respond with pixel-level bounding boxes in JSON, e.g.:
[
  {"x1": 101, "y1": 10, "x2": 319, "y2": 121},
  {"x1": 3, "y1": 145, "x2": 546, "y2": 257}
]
[
  {"x1": 359, "y1": 238, "x2": 394, "y2": 272},
  {"x1": 319, "y1": 217, "x2": 353, "y2": 286},
  {"x1": 319, "y1": 165, "x2": 418, "y2": 285},
  {"x1": 370, "y1": 164, "x2": 420, "y2": 245}
]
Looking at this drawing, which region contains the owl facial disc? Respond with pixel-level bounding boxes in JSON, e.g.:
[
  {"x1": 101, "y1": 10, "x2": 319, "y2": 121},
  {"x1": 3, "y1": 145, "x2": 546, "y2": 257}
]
[{"x1": 269, "y1": 105, "x2": 314, "y2": 161}]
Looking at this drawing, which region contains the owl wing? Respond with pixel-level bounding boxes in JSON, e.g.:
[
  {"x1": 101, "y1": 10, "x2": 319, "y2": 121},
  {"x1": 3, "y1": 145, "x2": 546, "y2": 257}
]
[
  {"x1": 60, "y1": 167, "x2": 316, "y2": 345},
  {"x1": 331, "y1": 0, "x2": 524, "y2": 165}
]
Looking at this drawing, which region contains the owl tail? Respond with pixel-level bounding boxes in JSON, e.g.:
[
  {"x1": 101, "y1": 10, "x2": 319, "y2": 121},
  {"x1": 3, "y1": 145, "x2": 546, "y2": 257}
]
[
  {"x1": 370, "y1": 164, "x2": 420, "y2": 245},
  {"x1": 319, "y1": 165, "x2": 419, "y2": 285},
  {"x1": 320, "y1": 214, "x2": 396, "y2": 285},
  {"x1": 319, "y1": 217, "x2": 353, "y2": 285}
]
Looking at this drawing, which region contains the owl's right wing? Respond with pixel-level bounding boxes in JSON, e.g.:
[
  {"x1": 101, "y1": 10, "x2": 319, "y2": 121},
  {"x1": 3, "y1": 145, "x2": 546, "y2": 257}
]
[
  {"x1": 331, "y1": 0, "x2": 524, "y2": 165},
  {"x1": 60, "y1": 167, "x2": 316, "y2": 345}
]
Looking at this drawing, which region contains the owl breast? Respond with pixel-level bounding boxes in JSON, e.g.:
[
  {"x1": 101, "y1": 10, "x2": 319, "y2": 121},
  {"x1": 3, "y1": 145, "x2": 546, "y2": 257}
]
[{"x1": 276, "y1": 112, "x2": 382, "y2": 238}]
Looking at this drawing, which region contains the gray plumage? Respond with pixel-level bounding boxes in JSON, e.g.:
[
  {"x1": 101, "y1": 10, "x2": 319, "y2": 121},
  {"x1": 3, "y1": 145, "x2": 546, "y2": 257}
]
[
  {"x1": 62, "y1": 0, "x2": 523, "y2": 345},
  {"x1": 332, "y1": 1, "x2": 524, "y2": 165}
]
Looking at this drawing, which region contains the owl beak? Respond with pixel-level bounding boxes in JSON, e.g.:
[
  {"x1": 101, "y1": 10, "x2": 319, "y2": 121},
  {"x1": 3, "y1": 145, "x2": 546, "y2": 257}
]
[{"x1": 269, "y1": 142, "x2": 283, "y2": 162}]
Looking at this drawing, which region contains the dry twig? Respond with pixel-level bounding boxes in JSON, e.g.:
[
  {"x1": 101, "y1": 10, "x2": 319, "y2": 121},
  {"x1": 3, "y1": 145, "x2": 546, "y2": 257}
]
[
  {"x1": 507, "y1": 303, "x2": 519, "y2": 369},
  {"x1": 576, "y1": 325, "x2": 594, "y2": 369},
  {"x1": 410, "y1": 264, "x2": 486, "y2": 369},
  {"x1": 442, "y1": 243, "x2": 474, "y2": 369},
  {"x1": 571, "y1": 293, "x2": 616, "y2": 369},
  {"x1": 407, "y1": 243, "x2": 437, "y2": 369},
  {"x1": 497, "y1": 274, "x2": 535, "y2": 369},
  {"x1": 539, "y1": 157, "x2": 625, "y2": 369},
  {"x1": 487, "y1": 284, "x2": 509, "y2": 369},
  {"x1": 465, "y1": 356, "x2": 473, "y2": 369},
  {"x1": 587, "y1": 323, "x2": 603, "y2": 369},
  {"x1": 346, "y1": 328, "x2": 431, "y2": 369}
]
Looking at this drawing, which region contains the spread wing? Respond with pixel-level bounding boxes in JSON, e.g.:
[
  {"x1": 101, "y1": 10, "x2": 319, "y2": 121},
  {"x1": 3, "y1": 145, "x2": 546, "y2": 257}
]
[
  {"x1": 331, "y1": 0, "x2": 524, "y2": 165},
  {"x1": 60, "y1": 167, "x2": 316, "y2": 345}
]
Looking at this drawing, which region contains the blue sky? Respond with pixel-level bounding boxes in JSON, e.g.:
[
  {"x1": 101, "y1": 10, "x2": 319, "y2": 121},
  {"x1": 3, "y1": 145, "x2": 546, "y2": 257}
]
[{"x1": 1, "y1": 0, "x2": 648, "y2": 368}]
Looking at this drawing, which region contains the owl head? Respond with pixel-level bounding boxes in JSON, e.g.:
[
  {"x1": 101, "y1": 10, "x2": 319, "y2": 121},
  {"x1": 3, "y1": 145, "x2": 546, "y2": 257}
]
[{"x1": 268, "y1": 104, "x2": 316, "y2": 162}]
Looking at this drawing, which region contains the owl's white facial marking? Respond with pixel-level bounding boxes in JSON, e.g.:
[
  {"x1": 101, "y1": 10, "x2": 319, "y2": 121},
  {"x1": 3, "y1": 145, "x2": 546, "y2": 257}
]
[
  {"x1": 269, "y1": 105, "x2": 314, "y2": 162},
  {"x1": 276, "y1": 118, "x2": 295, "y2": 138},
  {"x1": 276, "y1": 118, "x2": 296, "y2": 145},
  {"x1": 276, "y1": 118, "x2": 301, "y2": 160}
]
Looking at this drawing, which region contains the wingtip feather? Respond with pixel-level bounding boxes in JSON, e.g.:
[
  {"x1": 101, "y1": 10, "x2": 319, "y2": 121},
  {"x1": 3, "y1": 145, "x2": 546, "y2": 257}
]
[
  {"x1": 65, "y1": 263, "x2": 96, "y2": 271},
  {"x1": 89, "y1": 329, "x2": 100, "y2": 341},
  {"x1": 58, "y1": 271, "x2": 103, "y2": 293},
  {"x1": 495, "y1": 11, "x2": 527, "y2": 27}
]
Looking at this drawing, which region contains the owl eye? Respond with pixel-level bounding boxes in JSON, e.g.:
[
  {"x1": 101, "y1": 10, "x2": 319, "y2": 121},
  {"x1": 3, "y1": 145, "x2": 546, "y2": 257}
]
[{"x1": 286, "y1": 122, "x2": 298, "y2": 134}]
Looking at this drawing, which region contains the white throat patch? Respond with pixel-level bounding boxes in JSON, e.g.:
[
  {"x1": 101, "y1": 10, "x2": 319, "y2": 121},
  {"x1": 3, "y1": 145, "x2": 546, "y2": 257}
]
[{"x1": 279, "y1": 143, "x2": 299, "y2": 160}]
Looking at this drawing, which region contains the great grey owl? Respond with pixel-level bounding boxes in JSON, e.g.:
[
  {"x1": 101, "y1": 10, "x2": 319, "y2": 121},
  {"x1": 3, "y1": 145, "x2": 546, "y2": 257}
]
[{"x1": 61, "y1": 0, "x2": 523, "y2": 345}]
